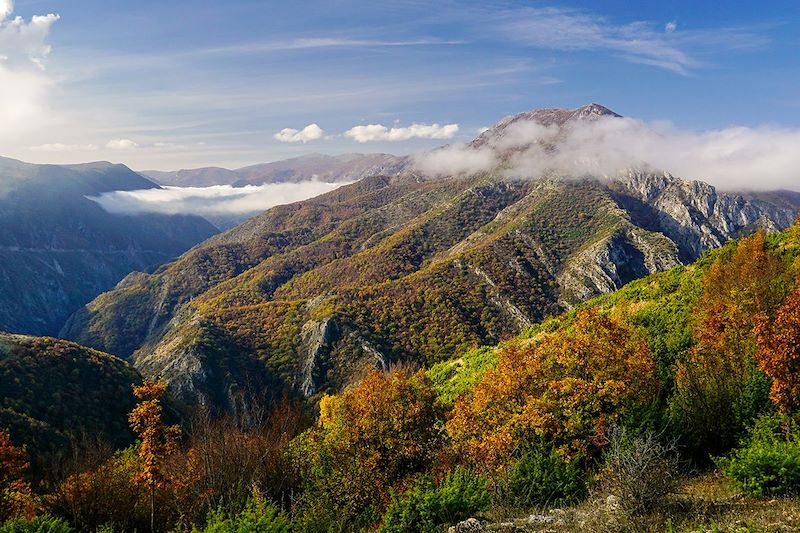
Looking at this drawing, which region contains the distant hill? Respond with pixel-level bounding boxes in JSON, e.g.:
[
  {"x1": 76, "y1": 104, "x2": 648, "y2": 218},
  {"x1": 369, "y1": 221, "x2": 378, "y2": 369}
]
[
  {"x1": 0, "y1": 333, "x2": 141, "y2": 462},
  {"x1": 142, "y1": 153, "x2": 408, "y2": 187},
  {"x1": 61, "y1": 105, "x2": 800, "y2": 412},
  {"x1": 0, "y1": 157, "x2": 219, "y2": 336}
]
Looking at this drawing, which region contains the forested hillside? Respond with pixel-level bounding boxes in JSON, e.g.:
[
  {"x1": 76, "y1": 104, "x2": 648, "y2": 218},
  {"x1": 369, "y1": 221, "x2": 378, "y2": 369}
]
[
  {"x1": 0, "y1": 334, "x2": 141, "y2": 465},
  {"x1": 4, "y1": 217, "x2": 799, "y2": 533},
  {"x1": 63, "y1": 107, "x2": 800, "y2": 411},
  {"x1": 0, "y1": 157, "x2": 218, "y2": 336}
]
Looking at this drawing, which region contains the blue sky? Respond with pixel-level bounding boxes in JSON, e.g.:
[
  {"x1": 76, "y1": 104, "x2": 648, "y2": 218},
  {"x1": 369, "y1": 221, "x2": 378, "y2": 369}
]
[{"x1": 2, "y1": 0, "x2": 800, "y2": 170}]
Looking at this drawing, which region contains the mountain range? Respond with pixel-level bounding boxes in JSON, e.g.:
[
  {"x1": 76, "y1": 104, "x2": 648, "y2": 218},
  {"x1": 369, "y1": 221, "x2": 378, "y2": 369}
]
[
  {"x1": 0, "y1": 157, "x2": 219, "y2": 336},
  {"x1": 142, "y1": 153, "x2": 408, "y2": 187},
  {"x1": 60, "y1": 104, "x2": 800, "y2": 411}
]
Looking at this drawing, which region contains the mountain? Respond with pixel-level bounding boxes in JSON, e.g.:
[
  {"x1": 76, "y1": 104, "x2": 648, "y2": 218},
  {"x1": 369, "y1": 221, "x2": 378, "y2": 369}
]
[
  {"x1": 0, "y1": 333, "x2": 141, "y2": 462},
  {"x1": 142, "y1": 153, "x2": 409, "y2": 187},
  {"x1": 0, "y1": 157, "x2": 219, "y2": 336},
  {"x1": 62, "y1": 105, "x2": 800, "y2": 410}
]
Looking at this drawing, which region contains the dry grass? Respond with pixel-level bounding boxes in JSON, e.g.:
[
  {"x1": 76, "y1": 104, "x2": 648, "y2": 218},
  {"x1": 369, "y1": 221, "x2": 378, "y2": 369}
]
[{"x1": 483, "y1": 471, "x2": 800, "y2": 532}]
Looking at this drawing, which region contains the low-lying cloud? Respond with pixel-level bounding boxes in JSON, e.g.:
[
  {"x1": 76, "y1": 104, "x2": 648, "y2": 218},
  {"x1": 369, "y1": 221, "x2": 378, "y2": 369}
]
[
  {"x1": 345, "y1": 122, "x2": 459, "y2": 142},
  {"x1": 274, "y1": 123, "x2": 325, "y2": 143},
  {"x1": 413, "y1": 117, "x2": 800, "y2": 191},
  {"x1": 88, "y1": 181, "x2": 351, "y2": 218}
]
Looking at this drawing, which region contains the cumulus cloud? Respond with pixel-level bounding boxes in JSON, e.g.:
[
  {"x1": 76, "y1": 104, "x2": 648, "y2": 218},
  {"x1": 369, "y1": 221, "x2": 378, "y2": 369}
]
[
  {"x1": 0, "y1": 3, "x2": 60, "y2": 68},
  {"x1": 0, "y1": 0, "x2": 12, "y2": 21},
  {"x1": 106, "y1": 138, "x2": 138, "y2": 149},
  {"x1": 0, "y1": 1, "x2": 59, "y2": 142},
  {"x1": 665, "y1": 20, "x2": 678, "y2": 33},
  {"x1": 412, "y1": 116, "x2": 800, "y2": 190},
  {"x1": 345, "y1": 123, "x2": 459, "y2": 143},
  {"x1": 273, "y1": 123, "x2": 325, "y2": 143},
  {"x1": 88, "y1": 180, "x2": 351, "y2": 217}
]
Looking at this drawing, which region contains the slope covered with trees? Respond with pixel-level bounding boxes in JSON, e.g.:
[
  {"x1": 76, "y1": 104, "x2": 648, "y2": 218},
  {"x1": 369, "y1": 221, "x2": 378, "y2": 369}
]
[
  {"x1": 63, "y1": 107, "x2": 800, "y2": 411},
  {"x1": 4, "y1": 219, "x2": 800, "y2": 532},
  {"x1": 0, "y1": 157, "x2": 218, "y2": 336},
  {"x1": 0, "y1": 334, "x2": 141, "y2": 465}
]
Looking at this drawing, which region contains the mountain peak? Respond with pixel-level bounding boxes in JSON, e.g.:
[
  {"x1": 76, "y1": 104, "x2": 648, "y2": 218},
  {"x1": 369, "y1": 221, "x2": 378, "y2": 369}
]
[{"x1": 472, "y1": 103, "x2": 621, "y2": 147}]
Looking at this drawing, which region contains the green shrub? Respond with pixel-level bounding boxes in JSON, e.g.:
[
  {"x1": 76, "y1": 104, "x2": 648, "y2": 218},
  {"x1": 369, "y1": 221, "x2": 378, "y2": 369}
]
[
  {"x1": 507, "y1": 442, "x2": 587, "y2": 508},
  {"x1": 0, "y1": 515, "x2": 72, "y2": 533},
  {"x1": 719, "y1": 415, "x2": 800, "y2": 496},
  {"x1": 380, "y1": 468, "x2": 492, "y2": 533},
  {"x1": 193, "y1": 499, "x2": 290, "y2": 533}
]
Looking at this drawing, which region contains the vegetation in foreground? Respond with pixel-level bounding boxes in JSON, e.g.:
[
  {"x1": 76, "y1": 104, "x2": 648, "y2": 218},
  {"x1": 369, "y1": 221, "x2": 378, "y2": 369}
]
[{"x1": 2, "y1": 218, "x2": 800, "y2": 531}]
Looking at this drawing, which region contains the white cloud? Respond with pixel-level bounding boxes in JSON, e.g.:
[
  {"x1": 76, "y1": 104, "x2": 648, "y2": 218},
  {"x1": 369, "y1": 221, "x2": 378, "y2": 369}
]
[
  {"x1": 665, "y1": 20, "x2": 678, "y2": 33},
  {"x1": 413, "y1": 144, "x2": 497, "y2": 176},
  {"x1": 432, "y1": 115, "x2": 800, "y2": 190},
  {"x1": 106, "y1": 138, "x2": 138, "y2": 149},
  {"x1": 345, "y1": 122, "x2": 459, "y2": 143},
  {"x1": 0, "y1": 0, "x2": 12, "y2": 21},
  {"x1": 273, "y1": 123, "x2": 325, "y2": 143},
  {"x1": 0, "y1": 8, "x2": 60, "y2": 69},
  {"x1": 0, "y1": 1, "x2": 59, "y2": 143},
  {"x1": 30, "y1": 142, "x2": 98, "y2": 152},
  {"x1": 88, "y1": 181, "x2": 351, "y2": 216}
]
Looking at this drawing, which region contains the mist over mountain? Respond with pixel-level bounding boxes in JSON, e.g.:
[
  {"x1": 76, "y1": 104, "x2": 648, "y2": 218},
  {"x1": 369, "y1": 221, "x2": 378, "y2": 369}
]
[
  {"x1": 416, "y1": 104, "x2": 800, "y2": 191},
  {"x1": 62, "y1": 105, "x2": 800, "y2": 412},
  {"x1": 0, "y1": 157, "x2": 218, "y2": 336}
]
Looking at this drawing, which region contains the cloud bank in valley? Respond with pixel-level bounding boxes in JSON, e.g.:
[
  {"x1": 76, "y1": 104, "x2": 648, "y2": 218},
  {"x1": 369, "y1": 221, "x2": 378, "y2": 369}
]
[
  {"x1": 413, "y1": 117, "x2": 800, "y2": 191},
  {"x1": 89, "y1": 180, "x2": 351, "y2": 217}
]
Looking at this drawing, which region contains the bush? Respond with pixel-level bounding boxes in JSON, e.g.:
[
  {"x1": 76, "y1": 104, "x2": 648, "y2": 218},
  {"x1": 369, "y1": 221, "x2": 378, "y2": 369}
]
[
  {"x1": 507, "y1": 442, "x2": 587, "y2": 508},
  {"x1": 294, "y1": 368, "x2": 446, "y2": 531},
  {"x1": 380, "y1": 468, "x2": 492, "y2": 533},
  {"x1": 719, "y1": 415, "x2": 800, "y2": 496},
  {"x1": 598, "y1": 426, "x2": 680, "y2": 516},
  {"x1": 193, "y1": 498, "x2": 291, "y2": 533},
  {"x1": 0, "y1": 515, "x2": 72, "y2": 533}
]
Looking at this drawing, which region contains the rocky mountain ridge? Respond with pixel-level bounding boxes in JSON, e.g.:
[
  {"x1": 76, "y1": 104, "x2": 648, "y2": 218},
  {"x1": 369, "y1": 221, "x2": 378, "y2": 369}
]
[{"x1": 62, "y1": 105, "x2": 800, "y2": 410}]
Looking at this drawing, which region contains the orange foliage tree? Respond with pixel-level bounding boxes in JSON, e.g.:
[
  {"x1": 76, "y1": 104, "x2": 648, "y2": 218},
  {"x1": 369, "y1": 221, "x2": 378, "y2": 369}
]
[
  {"x1": 447, "y1": 309, "x2": 658, "y2": 472},
  {"x1": 295, "y1": 367, "x2": 446, "y2": 528},
  {"x1": 672, "y1": 231, "x2": 788, "y2": 454},
  {"x1": 129, "y1": 380, "x2": 181, "y2": 533},
  {"x1": 0, "y1": 431, "x2": 36, "y2": 521},
  {"x1": 755, "y1": 281, "x2": 800, "y2": 414}
]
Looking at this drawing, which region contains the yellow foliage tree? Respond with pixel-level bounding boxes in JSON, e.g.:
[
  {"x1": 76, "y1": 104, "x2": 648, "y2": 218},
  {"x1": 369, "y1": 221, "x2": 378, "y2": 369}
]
[
  {"x1": 448, "y1": 309, "x2": 658, "y2": 471},
  {"x1": 295, "y1": 367, "x2": 446, "y2": 528},
  {"x1": 129, "y1": 380, "x2": 181, "y2": 533},
  {"x1": 0, "y1": 431, "x2": 36, "y2": 521}
]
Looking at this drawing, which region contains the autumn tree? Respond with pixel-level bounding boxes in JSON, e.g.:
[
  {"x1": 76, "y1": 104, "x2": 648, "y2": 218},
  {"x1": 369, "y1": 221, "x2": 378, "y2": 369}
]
[
  {"x1": 447, "y1": 309, "x2": 659, "y2": 472},
  {"x1": 294, "y1": 366, "x2": 446, "y2": 530},
  {"x1": 0, "y1": 430, "x2": 36, "y2": 521},
  {"x1": 671, "y1": 231, "x2": 788, "y2": 455},
  {"x1": 129, "y1": 380, "x2": 181, "y2": 533},
  {"x1": 165, "y1": 394, "x2": 304, "y2": 530},
  {"x1": 754, "y1": 282, "x2": 800, "y2": 414}
]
